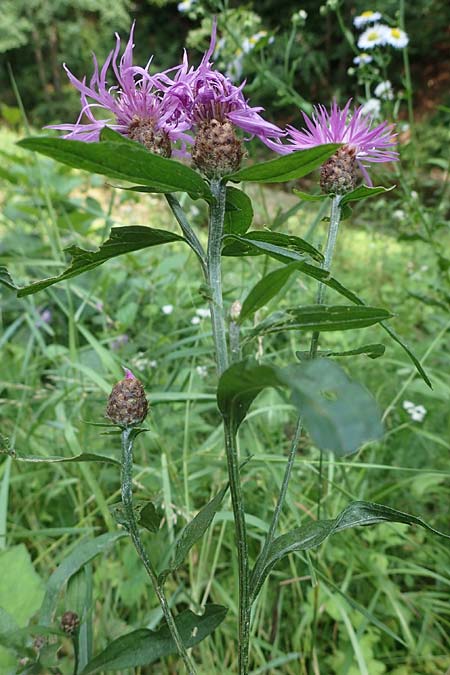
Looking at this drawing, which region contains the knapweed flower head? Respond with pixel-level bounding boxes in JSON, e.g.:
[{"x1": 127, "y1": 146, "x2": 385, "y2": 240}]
[
  {"x1": 357, "y1": 23, "x2": 388, "y2": 49},
  {"x1": 283, "y1": 100, "x2": 398, "y2": 191},
  {"x1": 49, "y1": 23, "x2": 192, "y2": 157},
  {"x1": 106, "y1": 367, "x2": 148, "y2": 426},
  {"x1": 384, "y1": 26, "x2": 409, "y2": 48},
  {"x1": 164, "y1": 20, "x2": 285, "y2": 175},
  {"x1": 353, "y1": 10, "x2": 382, "y2": 29}
]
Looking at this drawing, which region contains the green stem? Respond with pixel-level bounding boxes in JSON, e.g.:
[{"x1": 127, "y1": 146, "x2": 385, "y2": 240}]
[
  {"x1": 308, "y1": 194, "x2": 342, "y2": 672},
  {"x1": 120, "y1": 429, "x2": 197, "y2": 675},
  {"x1": 207, "y1": 178, "x2": 250, "y2": 674},
  {"x1": 208, "y1": 179, "x2": 229, "y2": 376}
]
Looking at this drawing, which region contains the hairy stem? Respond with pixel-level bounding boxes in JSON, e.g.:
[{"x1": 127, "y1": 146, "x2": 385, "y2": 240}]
[
  {"x1": 121, "y1": 429, "x2": 197, "y2": 675},
  {"x1": 207, "y1": 178, "x2": 250, "y2": 674}
]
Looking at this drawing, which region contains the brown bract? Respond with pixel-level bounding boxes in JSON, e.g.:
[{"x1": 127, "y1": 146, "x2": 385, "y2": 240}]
[
  {"x1": 106, "y1": 376, "x2": 149, "y2": 426},
  {"x1": 192, "y1": 119, "x2": 244, "y2": 178}
]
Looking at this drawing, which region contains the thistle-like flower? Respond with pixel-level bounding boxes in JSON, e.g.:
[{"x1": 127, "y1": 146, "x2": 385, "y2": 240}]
[
  {"x1": 283, "y1": 100, "x2": 398, "y2": 191},
  {"x1": 48, "y1": 24, "x2": 192, "y2": 157},
  {"x1": 106, "y1": 368, "x2": 148, "y2": 427},
  {"x1": 165, "y1": 21, "x2": 285, "y2": 175}
]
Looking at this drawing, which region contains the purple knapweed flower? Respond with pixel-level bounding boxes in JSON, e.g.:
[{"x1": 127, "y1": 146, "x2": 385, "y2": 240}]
[
  {"x1": 282, "y1": 100, "x2": 398, "y2": 186},
  {"x1": 48, "y1": 23, "x2": 192, "y2": 157},
  {"x1": 163, "y1": 20, "x2": 285, "y2": 170}
]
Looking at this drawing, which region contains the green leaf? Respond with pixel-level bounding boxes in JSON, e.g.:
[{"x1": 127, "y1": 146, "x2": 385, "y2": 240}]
[
  {"x1": 17, "y1": 136, "x2": 212, "y2": 201},
  {"x1": 0, "y1": 546, "x2": 44, "y2": 627},
  {"x1": 39, "y1": 532, "x2": 127, "y2": 625},
  {"x1": 217, "y1": 358, "x2": 383, "y2": 454},
  {"x1": 250, "y1": 500, "x2": 450, "y2": 601},
  {"x1": 172, "y1": 487, "x2": 228, "y2": 571},
  {"x1": 240, "y1": 266, "x2": 295, "y2": 322},
  {"x1": 224, "y1": 186, "x2": 253, "y2": 234},
  {"x1": 239, "y1": 259, "x2": 431, "y2": 388},
  {"x1": 80, "y1": 604, "x2": 227, "y2": 674},
  {"x1": 296, "y1": 343, "x2": 386, "y2": 360},
  {"x1": 8, "y1": 226, "x2": 186, "y2": 297},
  {"x1": 0, "y1": 267, "x2": 16, "y2": 291},
  {"x1": 2, "y1": 449, "x2": 119, "y2": 466},
  {"x1": 293, "y1": 189, "x2": 328, "y2": 202},
  {"x1": 340, "y1": 184, "x2": 395, "y2": 206},
  {"x1": 250, "y1": 305, "x2": 392, "y2": 337},
  {"x1": 222, "y1": 231, "x2": 323, "y2": 264},
  {"x1": 226, "y1": 144, "x2": 341, "y2": 183},
  {"x1": 109, "y1": 501, "x2": 161, "y2": 533}
]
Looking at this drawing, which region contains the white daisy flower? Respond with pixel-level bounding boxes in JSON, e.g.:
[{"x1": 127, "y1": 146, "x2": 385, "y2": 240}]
[
  {"x1": 195, "y1": 307, "x2": 211, "y2": 319},
  {"x1": 384, "y1": 27, "x2": 409, "y2": 49},
  {"x1": 360, "y1": 97, "x2": 381, "y2": 119},
  {"x1": 353, "y1": 53, "x2": 373, "y2": 65},
  {"x1": 177, "y1": 0, "x2": 196, "y2": 12},
  {"x1": 374, "y1": 80, "x2": 394, "y2": 100},
  {"x1": 353, "y1": 10, "x2": 382, "y2": 29},
  {"x1": 196, "y1": 365, "x2": 208, "y2": 378},
  {"x1": 403, "y1": 400, "x2": 427, "y2": 422},
  {"x1": 191, "y1": 316, "x2": 201, "y2": 325},
  {"x1": 162, "y1": 304, "x2": 174, "y2": 315},
  {"x1": 357, "y1": 24, "x2": 388, "y2": 50}
]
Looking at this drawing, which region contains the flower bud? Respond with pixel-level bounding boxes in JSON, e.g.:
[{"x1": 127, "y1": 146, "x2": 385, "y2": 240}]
[
  {"x1": 192, "y1": 119, "x2": 244, "y2": 178},
  {"x1": 230, "y1": 300, "x2": 242, "y2": 322},
  {"x1": 61, "y1": 611, "x2": 80, "y2": 635},
  {"x1": 320, "y1": 146, "x2": 357, "y2": 195},
  {"x1": 106, "y1": 369, "x2": 148, "y2": 427}
]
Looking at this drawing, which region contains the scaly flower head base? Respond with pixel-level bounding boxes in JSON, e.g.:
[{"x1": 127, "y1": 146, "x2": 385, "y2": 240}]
[{"x1": 284, "y1": 100, "x2": 398, "y2": 188}]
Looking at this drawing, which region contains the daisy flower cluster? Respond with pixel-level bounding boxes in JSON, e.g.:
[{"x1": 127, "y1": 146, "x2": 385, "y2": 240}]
[
  {"x1": 353, "y1": 10, "x2": 409, "y2": 63},
  {"x1": 403, "y1": 400, "x2": 427, "y2": 423}
]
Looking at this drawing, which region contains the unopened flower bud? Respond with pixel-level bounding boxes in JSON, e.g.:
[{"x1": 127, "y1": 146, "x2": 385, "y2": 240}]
[
  {"x1": 106, "y1": 369, "x2": 149, "y2": 427},
  {"x1": 192, "y1": 119, "x2": 244, "y2": 178},
  {"x1": 61, "y1": 611, "x2": 80, "y2": 635},
  {"x1": 320, "y1": 146, "x2": 357, "y2": 194},
  {"x1": 230, "y1": 300, "x2": 242, "y2": 322}
]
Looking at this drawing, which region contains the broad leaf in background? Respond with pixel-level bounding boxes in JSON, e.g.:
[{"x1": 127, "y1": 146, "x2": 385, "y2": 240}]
[
  {"x1": 226, "y1": 144, "x2": 341, "y2": 183},
  {"x1": 222, "y1": 231, "x2": 323, "y2": 264},
  {"x1": 249, "y1": 305, "x2": 392, "y2": 337},
  {"x1": 80, "y1": 604, "x2": 228, "y2": 674},
  {"x1": 39, "y1": 532, "x2": 127, "y2": 625},
  {"x1": 17, "y1": 137, "x2": 213, "y2": 201},
  {"x1": 250, "y1": 500, "x2": 450, "y2": 601},
  {"x1": 240, "y1": 266, "x2": 295, "y2": 322},
  {"x1": 217, "y1": 358, "x2": 383, "y2": 454},
  {"x1": 4, "y1": 226, "x2": 186, "y2": 297},
  {"x1": 224, "y1": 187, "x2": 254, "y2": 234}
]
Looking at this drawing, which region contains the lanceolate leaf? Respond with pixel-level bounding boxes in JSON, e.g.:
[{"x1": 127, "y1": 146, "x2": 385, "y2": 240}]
[
  {"x1": 7, "y1": 226, "x2": 186, "y2": 297},
  {"x1": 172, "y1": 486, "x2": 228, "y2": 571},
  {"x1": 40, "y1": 532, "x2": 127, "y2": 625},
  {"x1": 224, "y1": 186, "x2": 253, "y2": 234},
  {"x1": 217, "y1": 358, "x2": 383, "y2": 454},
  {"x1": 226, "y1": 144, "x2": 341, "y2": 183},
  {"x1": 249, "y1": 305, "x2": 392, "y2": 337},
  {"x1": 250, "y1": 501, "x2": 450, "y2": 601},
  {"x1": 228, "y1": 257, "x2": 431, "y2": 387},
  {"x1": 340, "y1": 184, "x2": 395, "y2": 206},
  {"x1": 1, "y1": 450, "x2": 119, "y2": 466},
  {"x1": 17, "y1": 137, "x2": 212, "y2": 201},
  {"x1": 222, "y1": 232, "x2": 323, "y2": 264},
  {"x1": 296, "y1": 343, "x2": 386, "y2": 360},
  {"x1": 80, "y1": 605, "x2": 228, "y2": 674},
  {"x1": 240, "y1": 266, "x2": 295, "y2": 322}
]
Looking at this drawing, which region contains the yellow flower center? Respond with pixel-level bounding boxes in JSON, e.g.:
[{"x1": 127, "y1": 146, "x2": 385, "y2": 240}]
[
  {"x1": 367, "y1": 31, "x2": 379, "y2": 41},
  {"x1": 361, "y1": 11, "x2": 375, "y2": 18},
  {"x1": 390, "y1": 28, "x2": 401, "y2": 38}
]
